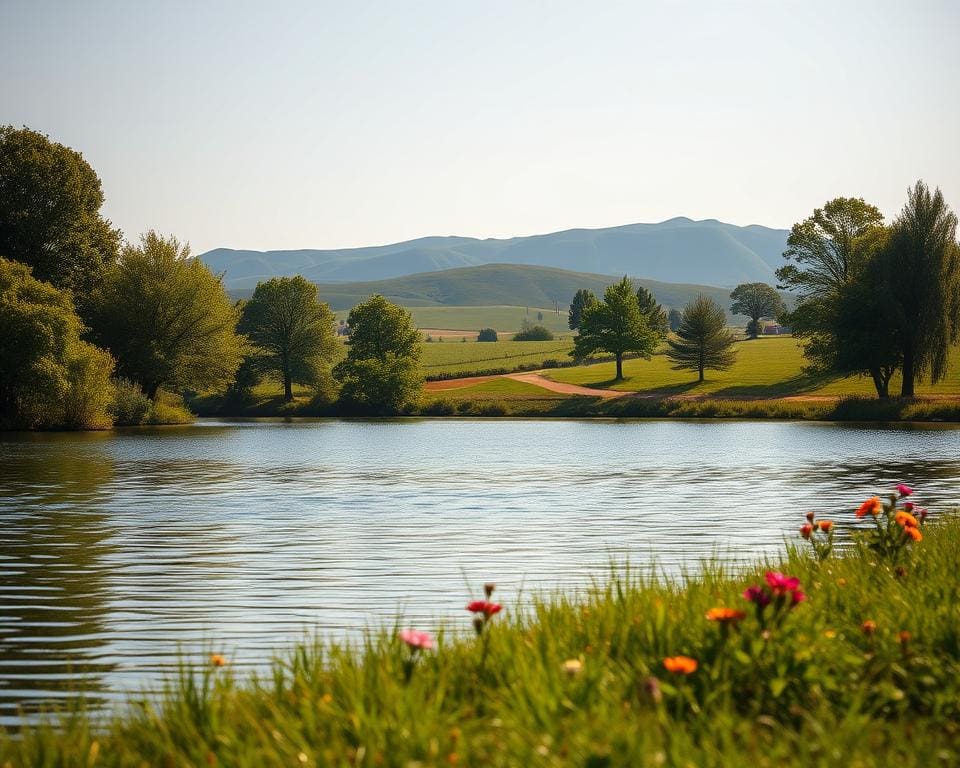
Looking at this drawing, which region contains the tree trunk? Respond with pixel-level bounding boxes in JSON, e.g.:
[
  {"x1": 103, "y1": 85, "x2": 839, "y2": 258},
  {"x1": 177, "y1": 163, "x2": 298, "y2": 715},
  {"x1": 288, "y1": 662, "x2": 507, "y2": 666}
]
[
  {"x1": 869, "y1": 368, "x2": 889, "y2": 399},
  {"x1": 283, "y1": 370, "x2": 293, "y2": 401},
  {"x1": 901, "y1": 342, "x2": 915, "y2": 398},
  {"x1": 615, "y1": 352, "x2": 623, "y2": 380}
]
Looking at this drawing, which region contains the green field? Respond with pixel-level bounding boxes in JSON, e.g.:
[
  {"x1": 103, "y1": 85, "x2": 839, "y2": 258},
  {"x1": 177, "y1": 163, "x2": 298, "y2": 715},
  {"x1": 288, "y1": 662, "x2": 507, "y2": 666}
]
[
  {"x1": 335, "y1": 305, "x2": 574, "y2": 335},
  {"x1": 543, "y1": 336, "x2": 960, "y2": 398},
  {"x1": 421, "y1": 339, "x2": 575, "y2": 376}
]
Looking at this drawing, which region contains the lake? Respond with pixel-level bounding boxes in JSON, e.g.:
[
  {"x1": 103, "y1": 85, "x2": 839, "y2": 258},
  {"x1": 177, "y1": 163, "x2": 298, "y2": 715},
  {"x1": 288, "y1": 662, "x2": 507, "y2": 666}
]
[{"x1": 1, "y1": 418, "x2": 959, "y2": 723}]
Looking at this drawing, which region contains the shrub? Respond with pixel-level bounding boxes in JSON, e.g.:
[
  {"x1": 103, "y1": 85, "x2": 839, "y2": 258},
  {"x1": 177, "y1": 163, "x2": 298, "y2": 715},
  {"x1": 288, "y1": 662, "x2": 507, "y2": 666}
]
[
  {"x1": 145, "y1": 391, "x2": 193, "y2": 425},
  {"x1": 61, "y1": 342, "x2": 115, "y2": 429},
  {"x1": 478, "y1": 328, "x2": 498, "y2": 342},
  {"x1": 476, "y1": 400, "x2": 509, "y2": 416},
  {"x1": 421, "y1": 399, "x2": 455, "y2": 416},
  {"x1": 513, "y1": 320, "x2": 554, "y2": 341},
  {"x1": 455, "y1": 401, "x2": 476, "y2": 415},
  {"x1": 109, "y1": 378, "x2": 151, "y2": 425}
]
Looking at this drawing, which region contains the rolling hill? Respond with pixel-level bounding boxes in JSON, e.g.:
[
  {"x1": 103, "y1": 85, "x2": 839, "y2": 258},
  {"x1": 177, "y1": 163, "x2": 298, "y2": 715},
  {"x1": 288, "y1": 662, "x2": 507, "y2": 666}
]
[
  {"x1": 203, "y1": 217, "x2": 789, "y2": 290},
  {"x1": 231, "y1": 263, "x2": 756, "y2": 319}
]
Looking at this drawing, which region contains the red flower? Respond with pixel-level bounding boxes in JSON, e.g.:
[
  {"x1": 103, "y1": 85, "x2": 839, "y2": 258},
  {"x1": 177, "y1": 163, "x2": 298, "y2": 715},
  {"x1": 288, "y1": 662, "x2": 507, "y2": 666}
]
[
  {"x1": 743, "y1": 585, "x2": 771, "y2": 607},
  {"x1": 800, "y1": 523, "x2": 813, "y2": 539},
  {"x1": 895, "y1": 483, "x2": 914, "y2": 498},
  {"x1": 466, "y1": 600, "x2": 502, "y2": 617},
  {"x1": 764, "y1": 571, "x2": 801, "y2": 596}
]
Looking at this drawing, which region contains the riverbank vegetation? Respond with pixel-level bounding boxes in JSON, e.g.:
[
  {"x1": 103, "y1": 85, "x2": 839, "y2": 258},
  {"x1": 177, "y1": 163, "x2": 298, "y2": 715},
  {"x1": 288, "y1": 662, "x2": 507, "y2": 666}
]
[{"x1": 3, "y1": 494, "x2": 958, "y2": 766}]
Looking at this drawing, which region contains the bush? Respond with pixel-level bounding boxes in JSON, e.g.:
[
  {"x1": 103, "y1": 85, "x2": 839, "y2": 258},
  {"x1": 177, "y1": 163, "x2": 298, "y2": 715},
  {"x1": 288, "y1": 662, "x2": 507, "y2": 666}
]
[
  {"x1": 476, "y1": 400, "x2": 509, "y2": 416},
  {"x1": 421, "y1": 399, "x2": 455, "y2": 416},
  {"x1": 513, "y1": 320, "x2": 554, "y2": 341},
  {"x1": 455, "y1": 401, "x2": 476, "y2": 415},
  {"x1": 144, "y1": 391, "x2": 193, "y2": 425},
  {"x1": 109, "y1": 378, "x2": 152, "y2": 425},
  {"x1": 477, "y1": 328, "x2": 498, "y2": 342},
  {"x1": 61, "y1": 342, "x2": 115, "y2": 430}
]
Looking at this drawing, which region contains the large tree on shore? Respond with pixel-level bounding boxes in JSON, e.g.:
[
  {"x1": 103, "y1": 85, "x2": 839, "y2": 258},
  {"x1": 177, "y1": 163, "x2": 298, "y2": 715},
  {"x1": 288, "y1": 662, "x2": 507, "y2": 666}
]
[
  {"x1": 239, "y1": 276, "x2": 339, "y2": 401},
  {"x1": 89, "y1": 232, "x2": 242, "y2": 399},
  {"x1": 880, "y1": 181, "x2": 960, "y2": 397},
  {"x1": 665, "y1": 296, "x2": 736, "y2": 382},
  {"x1": 777, "y1": 197, "x2": 894, "y2": 397},
  {"x1": 636, "y1": 285, "x2": 669, "y2": 341},
  {"x1": 334, "y1": 295, "x2": 423, "y2": 413},
  {"x1": 571, "y1": 276, "x2": 656, "y2": 380},
  {"x1": 729, "y1": 282, "x2": 785, "y2": 338},
  {"x1": 0, "y1": 126, "x2": 121, "y2": 305}
]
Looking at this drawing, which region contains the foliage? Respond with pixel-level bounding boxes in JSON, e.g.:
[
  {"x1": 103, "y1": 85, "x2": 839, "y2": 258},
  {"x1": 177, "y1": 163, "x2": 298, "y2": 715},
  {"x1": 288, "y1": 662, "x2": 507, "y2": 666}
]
[
  {"x1": 667, "y1": 307, "x2": 682, "y2": 331},
  {"x1": 729, "y1": 282, "x2": 785, "y2": 339},
  {"x1": 568, "y1": 288, "x2": 597, "y2": 330},
  {"x1": 144, "y1": 391, "x2": 194, "y2": 425},
  {"x1": 665, "y1": 296, "x2": 737, "y2": 382},
  {"x1": 635, "y1": 285, "x2": 668, "y2": 340},
  {"x1": 512, "y1": 319, "x2": 554, "y2": 341},
  {"x1": 109, "y1": 378, "x2": 152, "y2": 425},
  {"x1": 90, "y1": 231, "x2": 243, "y2": 400},
  {"x1": 5, "y1": 510, "x2": 960, "y2": 766},
  {"x1": 572, "y1": 277, "x2": 657, "y2": 379},
  {"x1": 879, "y1": 181, "x2": 960, "y2": 396},
  {"x1": 334, "y1": 295, "x2": 423, "y2": 414},
  {"x1": 239, "y1": 276, "x2": 340, "y2": 401},
  {"x1": 0, "y1": 257, "x2": 115, "y2": 429},
  {"x1": 0, "y1": 126, "x2": 121, "y2": 305},
  {"x1": 477, "y1": 328, "x2": 498, "y2": 342}
]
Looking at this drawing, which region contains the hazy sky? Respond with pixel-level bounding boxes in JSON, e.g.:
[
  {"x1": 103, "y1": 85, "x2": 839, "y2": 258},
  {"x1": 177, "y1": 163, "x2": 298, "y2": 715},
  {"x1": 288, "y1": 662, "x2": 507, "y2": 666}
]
[{"x1": 2, "y1": 0, "x2": 958, "y2": 254}]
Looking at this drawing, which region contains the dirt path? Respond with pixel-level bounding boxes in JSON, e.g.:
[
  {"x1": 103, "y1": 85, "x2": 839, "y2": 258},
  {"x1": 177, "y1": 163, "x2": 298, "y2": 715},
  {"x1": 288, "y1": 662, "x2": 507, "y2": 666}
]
[{"x1": 505, "y1": 372, "x2": 628, "y2": 398}]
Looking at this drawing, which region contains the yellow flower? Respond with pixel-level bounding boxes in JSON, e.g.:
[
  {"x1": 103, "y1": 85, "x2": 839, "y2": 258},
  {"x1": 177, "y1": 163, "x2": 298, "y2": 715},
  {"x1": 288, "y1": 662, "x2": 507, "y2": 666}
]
[
  {"x1": 210, "y1": 654, "x2": 228, "y2": 667},
  {"x1": 561, "y1": 659, "x2": 583, "y2": 677}
]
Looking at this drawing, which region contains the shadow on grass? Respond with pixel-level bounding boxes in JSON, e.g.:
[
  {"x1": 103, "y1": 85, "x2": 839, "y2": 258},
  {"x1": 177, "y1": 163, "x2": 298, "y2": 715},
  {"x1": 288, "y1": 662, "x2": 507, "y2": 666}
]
[{"x1": 710, "y1": 371, "x2": 840, "y2": 398}]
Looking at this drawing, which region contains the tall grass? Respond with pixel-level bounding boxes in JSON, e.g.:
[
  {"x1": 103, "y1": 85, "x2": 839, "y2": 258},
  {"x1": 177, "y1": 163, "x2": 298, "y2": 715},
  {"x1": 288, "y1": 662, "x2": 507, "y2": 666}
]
[{"x1": 3, "y1": 512, "x2": 959, "y2": 766}]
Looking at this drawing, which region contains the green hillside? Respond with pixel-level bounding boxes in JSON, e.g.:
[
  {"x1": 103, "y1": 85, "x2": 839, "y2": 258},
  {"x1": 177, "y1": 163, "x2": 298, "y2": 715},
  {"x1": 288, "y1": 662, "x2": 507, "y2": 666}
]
[{"x1": 281, "y1": 263, "x2": 750, "y2": 318}]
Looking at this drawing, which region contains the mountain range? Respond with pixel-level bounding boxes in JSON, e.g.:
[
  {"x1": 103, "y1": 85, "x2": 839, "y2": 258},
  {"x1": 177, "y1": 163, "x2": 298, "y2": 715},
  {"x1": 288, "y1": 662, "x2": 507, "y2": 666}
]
[{"x1": 202, "y1": 217, "x2": 790, "y2": 291}]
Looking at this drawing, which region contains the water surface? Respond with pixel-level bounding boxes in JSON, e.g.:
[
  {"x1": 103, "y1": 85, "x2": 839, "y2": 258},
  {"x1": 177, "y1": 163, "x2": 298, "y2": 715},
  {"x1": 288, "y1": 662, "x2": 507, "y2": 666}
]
[{"x1": 1, "y1": 418, "x2": 958, "y2": 723}]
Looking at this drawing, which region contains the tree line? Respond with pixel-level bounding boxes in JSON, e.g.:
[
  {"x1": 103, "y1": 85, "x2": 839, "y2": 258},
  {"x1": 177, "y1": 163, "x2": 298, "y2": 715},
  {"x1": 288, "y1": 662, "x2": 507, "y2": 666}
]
[{"x1": 0, "y1": 126, "x2": 423, "y2": 429}]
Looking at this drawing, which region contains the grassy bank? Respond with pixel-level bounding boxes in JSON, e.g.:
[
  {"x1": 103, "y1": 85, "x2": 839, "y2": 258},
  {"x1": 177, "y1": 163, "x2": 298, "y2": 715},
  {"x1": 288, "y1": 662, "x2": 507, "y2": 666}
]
[{"x1": 4, "y1": 506, "x2": 959, "y2": 766}]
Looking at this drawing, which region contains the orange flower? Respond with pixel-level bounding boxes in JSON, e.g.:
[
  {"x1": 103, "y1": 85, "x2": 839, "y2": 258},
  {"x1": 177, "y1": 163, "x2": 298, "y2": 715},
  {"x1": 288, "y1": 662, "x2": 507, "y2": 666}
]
[
  {"x1": 861, "y1": 620, "x2": 876, "y2": 635},
  {"x1": 905, "y1": 526, "x2": 922, "y2": 542},
  {"x1": 817, "y1": 520, "x2": 834, "y2": 532},
  {"x1": 663, "y1": 656, "x2": 698, "y2": 674},
  {"x1": 210, "y1": 654, "x2": 228, "y2": 667},
  {"x1": 856, "y1": 497, "x2": 883, "y2": 517},
  {"x1": 895, "y1": 510, "x2": 919, "y2": 528},
  {"x1": 705, "y1": 607, "x2": 747, "y2": 623},
  {"x1": 799, "y1": 523, "x2": 813, "y2": 539}
]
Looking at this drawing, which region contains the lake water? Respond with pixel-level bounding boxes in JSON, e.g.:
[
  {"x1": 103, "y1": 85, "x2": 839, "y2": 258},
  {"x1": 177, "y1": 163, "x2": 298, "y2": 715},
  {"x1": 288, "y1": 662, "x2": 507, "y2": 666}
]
[{"x1": 1, "y1": 418, "x2": 959, "y2": 723}]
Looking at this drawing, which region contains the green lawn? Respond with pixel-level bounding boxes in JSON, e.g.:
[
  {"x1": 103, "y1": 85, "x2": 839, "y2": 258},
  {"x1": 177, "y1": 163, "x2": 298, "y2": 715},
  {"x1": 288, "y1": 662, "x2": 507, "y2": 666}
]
[
  {"x1": 544, "y1": 336, "x2": 960, "y2": 397},
  {"x1": 335, "y1": 305, "x2": 574, "y2": 335}
]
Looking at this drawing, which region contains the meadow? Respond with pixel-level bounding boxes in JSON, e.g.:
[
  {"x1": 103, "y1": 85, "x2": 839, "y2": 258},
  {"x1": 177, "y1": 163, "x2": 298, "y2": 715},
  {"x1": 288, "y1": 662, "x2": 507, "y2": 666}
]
[
  {"x1": 334, "y1": 305, "x2": 575, "y2": 336},
  {"x1": 421, "y1": 339, "x2": 575, "y2": 377},
  {"x1": 4, "y1": 496, "x2": 957, "y2": 767}
]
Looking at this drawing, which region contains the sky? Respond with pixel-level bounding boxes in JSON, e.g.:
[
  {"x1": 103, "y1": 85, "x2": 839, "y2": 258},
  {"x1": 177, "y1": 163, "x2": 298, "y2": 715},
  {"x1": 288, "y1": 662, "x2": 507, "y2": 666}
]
[{"x1": 2, "y1": 0, "x2": 959, "y2": 255}]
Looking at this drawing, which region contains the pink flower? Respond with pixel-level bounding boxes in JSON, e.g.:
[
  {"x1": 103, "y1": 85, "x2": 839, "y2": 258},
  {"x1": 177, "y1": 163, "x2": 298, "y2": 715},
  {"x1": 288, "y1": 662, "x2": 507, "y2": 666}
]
[
  {"x1": 903, "y1": 501, "x2": 914, "y2": 512},
  {"x1": 399, "y1": 629, "x2": 434, "y2": 651},
  {"x1": 743, "y1": 585, "x2": 771, "y2": 606},
  {"x1": 764, "y1": 571, "x2": 801, "y2": 596},
  {"x1": 895, "y1": 484, "x2": 914, "y2": 497},
  {"x1": 791, "y1": 590, "x2": 807, "y2": 605}
]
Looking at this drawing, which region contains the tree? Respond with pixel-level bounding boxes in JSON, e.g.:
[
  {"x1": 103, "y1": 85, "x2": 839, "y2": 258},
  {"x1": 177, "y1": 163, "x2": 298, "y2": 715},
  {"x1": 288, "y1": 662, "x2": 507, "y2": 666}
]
[
  {"x1": 665, "y1": 296, "x2": 736, "y2": 382},
  {"x1": 568, "y1": 288, "x2": 598, "y2": 330},
  {"x1": 0, "y1": 257, "x2": 114, "y2": 429},
  {"x1": 879, "y1": 181, "x2": 960, "y2": 397},
  {"x1": 729, "y1": 283, "x2": 786, "y2": 339},
  {"x1": 89, "y1": 231, "x2": 242, "y2": 399},
  {"x1": 572, "y1": 276, "x2": 656, "y2": 380},
  {"x1": 478, "y1": 328, "x2": 498, "y2": 342},
  {"x1": 0, "y1": 126, "x2": 121, "y2": 304},
  {"x1": 777, "y1": 197, "x2": 894, "y2": 397},
  {"x1": 238, "y1": 276, "x2": 339, "y2": 401},
  {"x1": 668, "y1": 308, "x2": 683, "y2": 332},
  {"x1": 334, "y1": 295, "x2": 423, "y2": 414},
  {"x1": 636, "y1": 285, "x2": 669, "y2": 340},
  {"x1": 513, "y1": 319, "x2": 554, "y2": 341}
]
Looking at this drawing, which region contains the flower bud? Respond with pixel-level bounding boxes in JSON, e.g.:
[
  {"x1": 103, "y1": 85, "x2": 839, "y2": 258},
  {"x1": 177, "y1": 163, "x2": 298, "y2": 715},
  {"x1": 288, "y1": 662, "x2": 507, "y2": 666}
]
[
  {"x1": 861, "y1": 620, "x2": 877, "y2": 636},
  {"x1": 805, "y1": 511, "x2": 815, "y2": 522},
  {"x1": 473, "y1": 616, "x2": 485, "y2": 636},
  {"x1": 484, "y1": 582, "x2": 496, "y2": 598}
]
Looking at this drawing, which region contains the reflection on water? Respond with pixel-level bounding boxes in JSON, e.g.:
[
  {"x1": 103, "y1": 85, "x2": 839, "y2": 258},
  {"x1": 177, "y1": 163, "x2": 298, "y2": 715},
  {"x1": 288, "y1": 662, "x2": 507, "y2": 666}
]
[{"x1": 1, "y1": 418, "x2": 958, "y2": 723}]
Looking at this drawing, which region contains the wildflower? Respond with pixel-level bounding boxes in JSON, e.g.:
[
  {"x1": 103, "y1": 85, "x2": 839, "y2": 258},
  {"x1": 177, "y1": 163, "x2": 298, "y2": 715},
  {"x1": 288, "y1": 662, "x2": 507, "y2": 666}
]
[
  {"x1": 823, "y1": 629, "x2": 837, "y2": 639},
  {"x1": 919, "y1": 508, "x2": 929, "y2": 521},
  {"x1": 210, "y1": 654, "x2": 227, "y2": 667},
  {"x1": 817, "y1": 520, "x2": 834, "y2": 532},
  {"x1": 905, "y1": 526, "x2": 922, "y2": 542},
  {"x1": 399, "y1": 629, "x2": 434, "y2": 651},
  {"x1": 663, "y1": 656, "x2": 698, "y2": 674},
  {"x1": 483, "y1": 582, "x2": 496, "y2": 598},
  {"x1": 903, "y1": 502, "x2": 915, "y2": 512},
  {"x1": 805, "y1": 511, "x2": 815, "y2": 522},
  {"x1": 856, "y1": 497, "x2": 883, "y2": 517},
  {"x1": 743, "y1": 585, "x2": 771, "y2": 606},
  {"x1": 895, "y1": 510, "x2": 919, "y2": 528},
  {"x1": 895, "y1": 483, "x2": 914, "y2": 497},
  {"x1": 837, "y1": 578, "x2": 847, "y2": 587},
  {"x1": 562, "y1": 658, "x2": 583, "y2": 677},
  {"x1": 466, "y1": 600, "x2": 502, "y2": 617},
  {"x1": 861, "y1": 620, "x2": 877, "y2": 635},
  {"x1": 800, "y1": 523, "x2": 813, "y2": 539},
  {"x1": 705, "y1": 607, "x2": 746, "y2": 623},
  {"x1": 898, "y1": 630, "x2": 911, "y2": 644},
  {"x1": 765, "y1": 571, "x2": 801, "y2": 596},
  {"x1": 791, "y1": 590, "x2": 807, "y2": 605}
]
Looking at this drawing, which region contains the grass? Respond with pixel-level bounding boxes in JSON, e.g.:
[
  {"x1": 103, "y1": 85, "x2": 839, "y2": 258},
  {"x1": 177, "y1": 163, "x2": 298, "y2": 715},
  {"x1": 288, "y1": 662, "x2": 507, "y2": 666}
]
[
  {"x1": 4, "y1": 505, "x2": 959, "y2": 766},
  {"x1": 544, "y1": 336, "x2": 960, "y2": 398},
  {"x1": 421, "y1": 339, "x2": 575, "y2": 376},
  {"x1": 334, "y1": 306, "x2": 574, "y2": 335}
]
